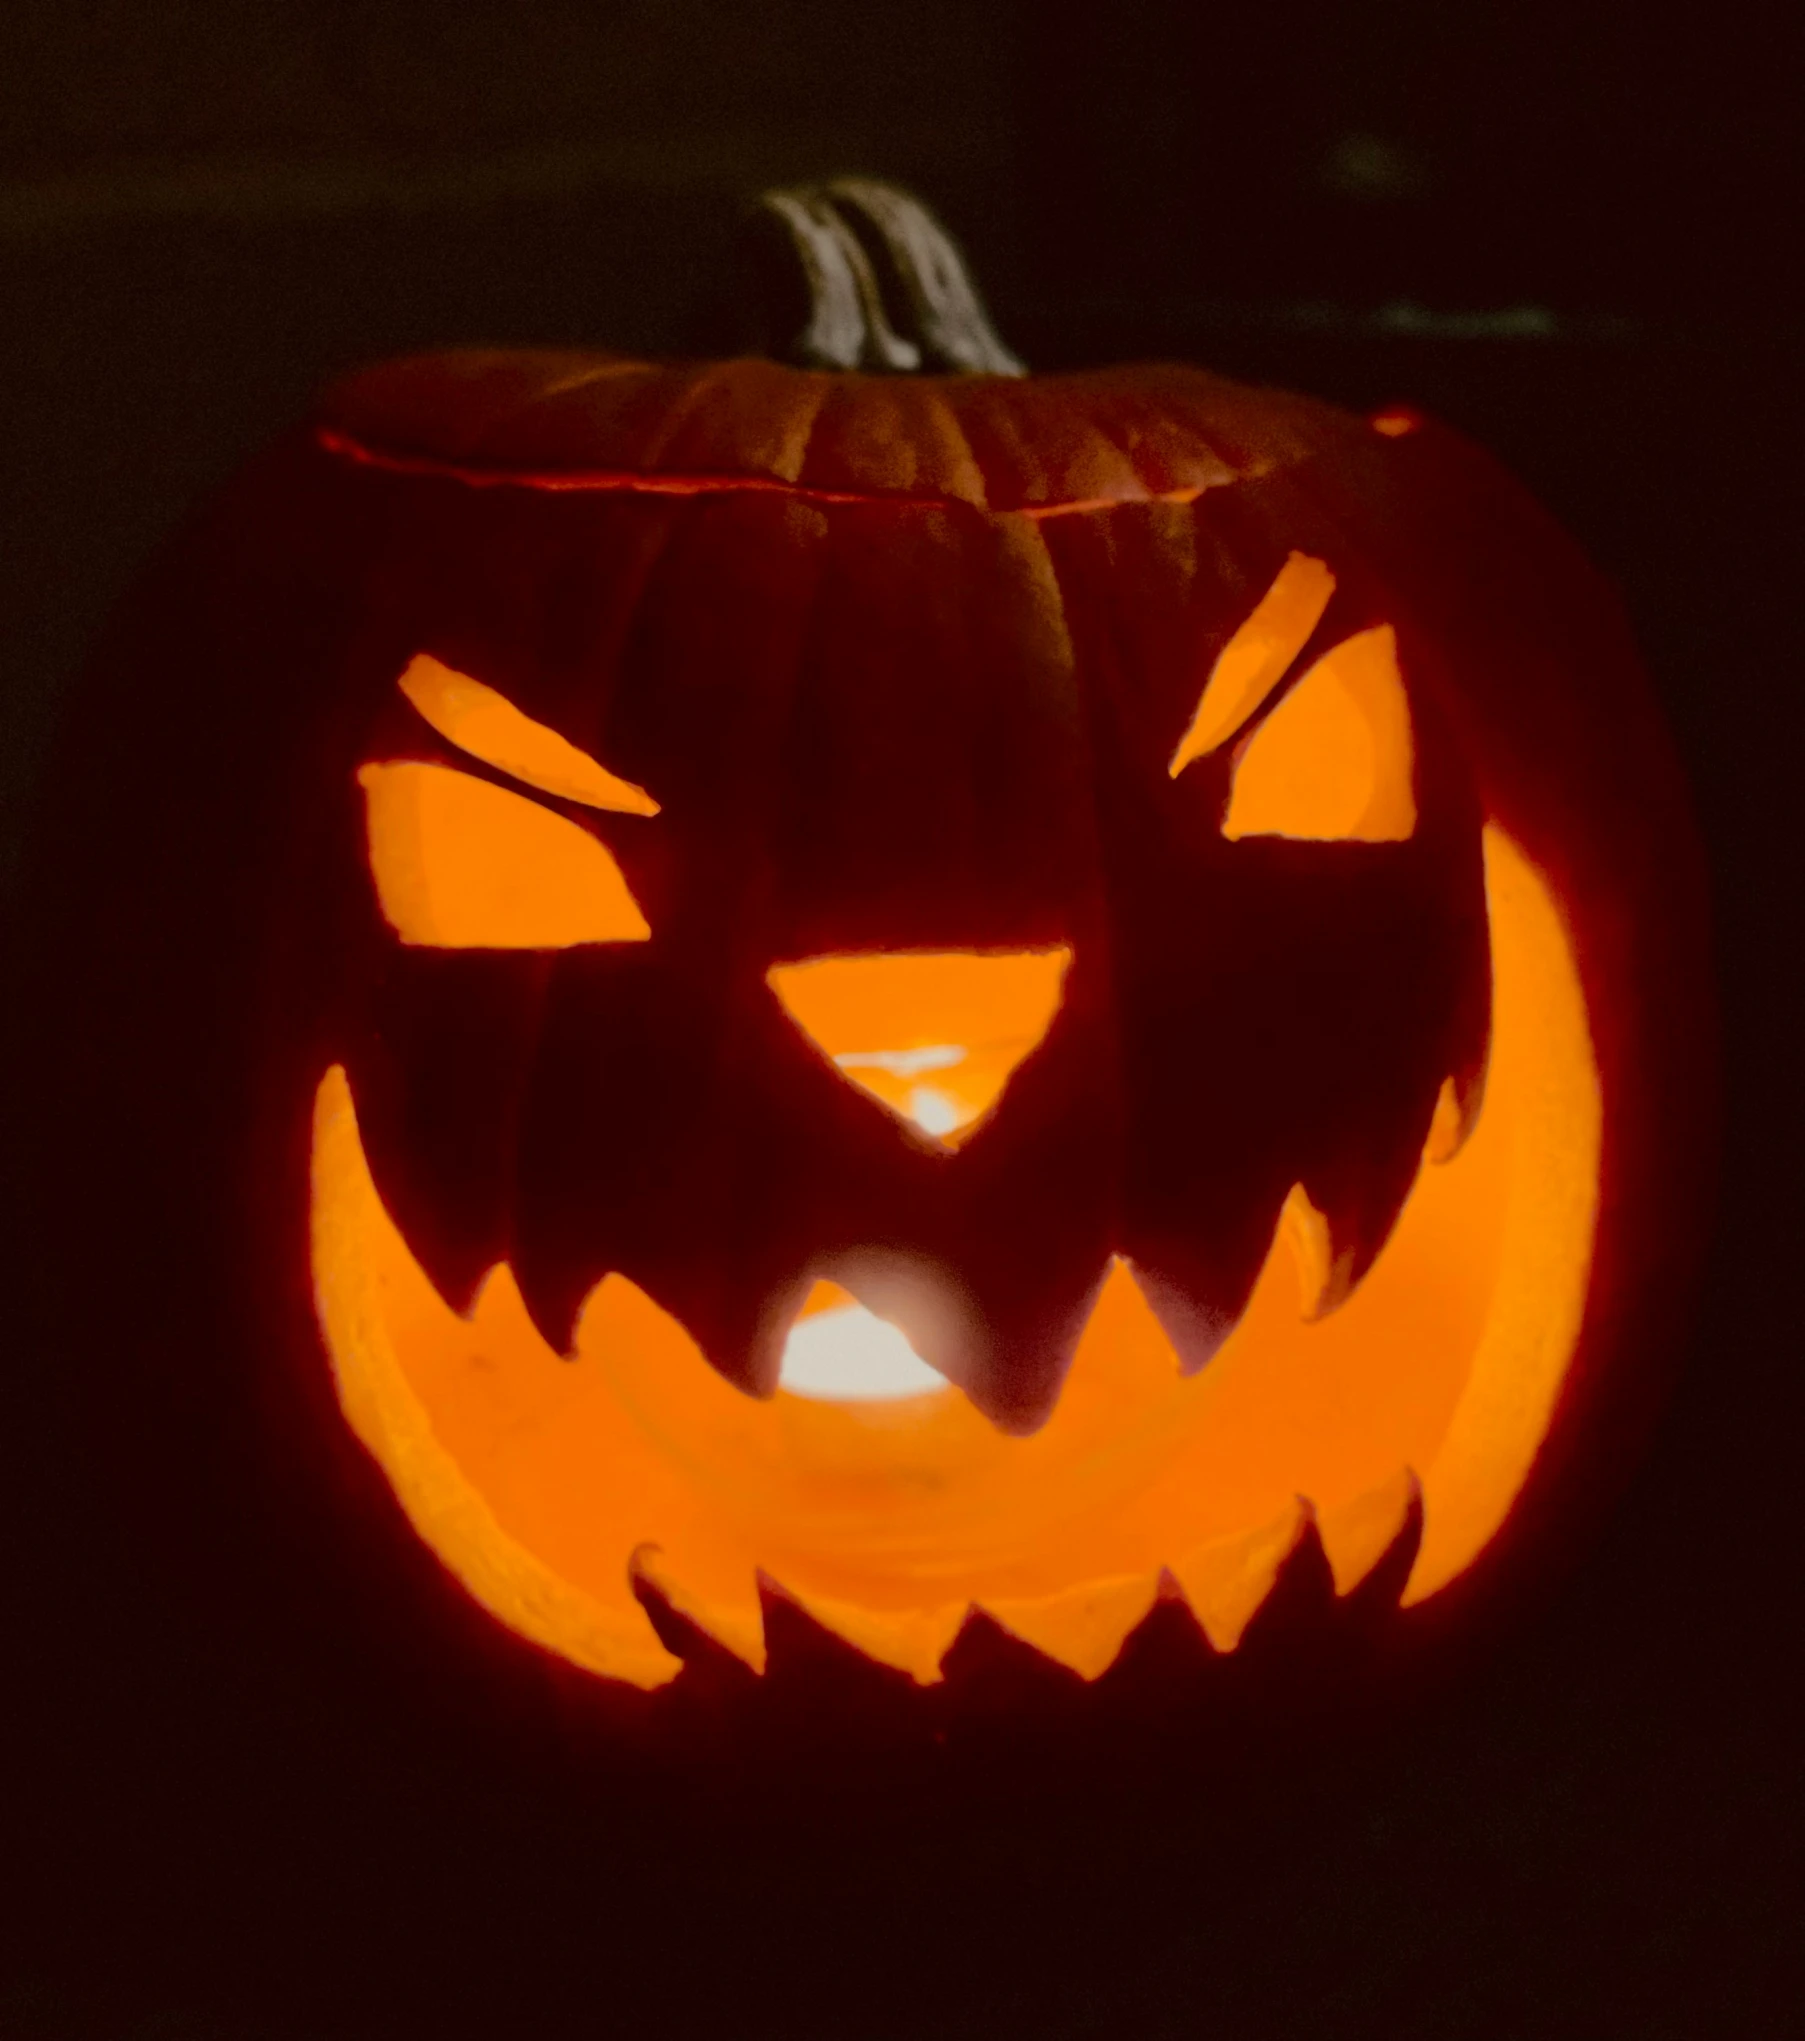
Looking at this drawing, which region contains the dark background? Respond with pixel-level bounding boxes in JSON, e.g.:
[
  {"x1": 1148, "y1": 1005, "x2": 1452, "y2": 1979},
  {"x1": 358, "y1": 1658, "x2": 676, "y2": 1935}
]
[{"x1": 2, "y1": 3, "x2": 1798, "y2": 2035}]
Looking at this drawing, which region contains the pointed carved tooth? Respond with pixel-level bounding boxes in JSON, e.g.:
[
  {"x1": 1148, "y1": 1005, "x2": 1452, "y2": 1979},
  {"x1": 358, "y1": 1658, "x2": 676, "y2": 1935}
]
[
  {"x1": 943, "y1": 1268, "x2": 1109, "y2": 1436},
  {"x1": 509, "y1": 1240, "x2": 592, "y2": 1359},
  {"x1": 465, "y1": 1261, "x2": 545, "y2": 1343},
  {"x1": 980, "y1": 1569, "x2": 1166, "y2": 1681},
  {"x1": 1316, "y1": 1469, "x2": 1423, "y2": 1596},
  {"x1": 1424, "y1": 1075, "x2": 1464, "y2": 1163},
  {"x1": 631, "y1": 1544, "x2": 767, "y2": 1674},
  {"x1": 1279, "y1": 1181, "x2": 1360, "y2": 1321},
  {"x1": 1117, "y1": 1192, "x2": 1283, "y2": 1376},
  {"x1": 347, "y1": 962, "x2": 533, "y2": 1315},
  {"x1": 768, "y1": 1577, "x2": 970, "y2": 1684},
  {"x1": 1122, "y1": 1261, "x2": 1240, "y2": 1375},
  {"x1": 571, "y1": 1269, "x2": 780, "y2": 1417},
  {"x1": 1424, "y1": 1069, "x2": 1486, "y2": 1164},
  {"x1": 1169, "y1": 1499, "x2": 1312, "y2": 1653},
  {"x1": 1061, "y1": 1257, "x2": 1191, "y2": 1408}
]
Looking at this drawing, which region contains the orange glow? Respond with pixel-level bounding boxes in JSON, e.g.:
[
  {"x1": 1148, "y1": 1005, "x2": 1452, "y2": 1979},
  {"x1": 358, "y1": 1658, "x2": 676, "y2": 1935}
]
[
  {"x1": 398, "y1": 653, "x2": 659, "y2": 814},
  {"x1": 1168, "y1": 552, "x2": 1336, "y2": 775},
  {"x1": 311, "y1": 829, "x2": 1600, "y2": 1685},
  {"x1": 766, "y1": 949, "x2": 1072, "y2": 1144},
  {"x1": 359, "y1": 761, "x2": 651, "y2": 947},
  {"x1": 1223, "y1": 626, "x2": 1416, "y2": 841}
]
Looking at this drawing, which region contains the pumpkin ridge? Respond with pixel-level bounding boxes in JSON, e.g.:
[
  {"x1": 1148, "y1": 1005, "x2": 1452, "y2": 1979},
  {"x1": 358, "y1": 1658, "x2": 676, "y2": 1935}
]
[
  {"x1": 633, "y1": 359, "x2": 762, "y2": 473},
  {"x1": 471, "y1": 356, "x2": 652, "y2": 459},
  {"x1": 782, "y1": 360, "x2": 848, "y2": 487}
]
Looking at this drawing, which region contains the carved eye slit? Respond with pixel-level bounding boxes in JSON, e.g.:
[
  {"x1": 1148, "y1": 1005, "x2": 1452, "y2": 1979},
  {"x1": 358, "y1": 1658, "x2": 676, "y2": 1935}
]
[
  {"x1": 359, "y1": 656, "x2": 657, "y2": 948},
  {"x1": 1223, "y1": 625, "x2": 1416, "y2": 842},
  {"x1": 360, "y1": 763, "x2": 651, "y2": 947},
  {"x1": 1168, "y1": 552, "x2": 1337, "y2": 777},
  {"x1": 1168, "y1": 557, "x2": 1416, "y2": 843}
]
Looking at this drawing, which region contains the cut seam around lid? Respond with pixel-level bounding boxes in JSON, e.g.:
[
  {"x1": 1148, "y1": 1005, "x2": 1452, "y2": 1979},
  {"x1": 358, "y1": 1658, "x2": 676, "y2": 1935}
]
[{"x1": 314, "y1": 424, "x2": 1218, "y2": 520}]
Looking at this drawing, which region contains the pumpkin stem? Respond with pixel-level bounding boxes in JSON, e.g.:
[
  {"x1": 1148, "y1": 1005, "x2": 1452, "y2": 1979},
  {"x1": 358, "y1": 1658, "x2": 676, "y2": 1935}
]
[{"x1": 738, "y1": 179, "x2": 1026, "y2": 376}]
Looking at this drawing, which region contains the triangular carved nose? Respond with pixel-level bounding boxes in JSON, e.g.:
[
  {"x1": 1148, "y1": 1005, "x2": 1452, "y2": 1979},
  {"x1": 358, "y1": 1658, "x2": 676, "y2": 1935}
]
[{"x1": 766, "y1": 947, "x2": 1071, "y2": 1146}]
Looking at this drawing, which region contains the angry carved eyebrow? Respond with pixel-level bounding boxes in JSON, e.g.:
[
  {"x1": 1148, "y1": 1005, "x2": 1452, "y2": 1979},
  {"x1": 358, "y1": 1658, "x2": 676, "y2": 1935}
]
[
  {"x1": 1168, "y1": 552, "x2": 1336, "y2": 777},
  {"x1": 397, "y1": 652, "x2": 660, "y2": 816}
]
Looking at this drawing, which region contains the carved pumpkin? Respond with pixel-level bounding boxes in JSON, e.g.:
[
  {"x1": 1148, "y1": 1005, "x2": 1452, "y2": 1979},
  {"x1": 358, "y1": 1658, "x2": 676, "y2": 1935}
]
[{"x1": 22, "y1": 184, "x2": 1711, "y2": 1702}]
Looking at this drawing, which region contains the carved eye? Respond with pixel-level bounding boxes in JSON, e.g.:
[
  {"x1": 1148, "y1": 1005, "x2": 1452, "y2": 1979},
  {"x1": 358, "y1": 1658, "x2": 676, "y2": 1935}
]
[
  {"x1": 359, "y1": 762, "x2": 651, "y2": 947},
  {"x1": 359, "y1": 655, "x2": 657, "y2": 948},
  {"x1": 1168, "y1": 556, "x2": 1416, "y2": 844},
  {"x1": 1222, "y1": 626, "x2": 1416, "y2": 842}
]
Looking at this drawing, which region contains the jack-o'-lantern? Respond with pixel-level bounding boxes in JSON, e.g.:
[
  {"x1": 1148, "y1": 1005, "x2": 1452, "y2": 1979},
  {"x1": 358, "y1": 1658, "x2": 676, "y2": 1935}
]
[{"x1": 21, "y1": 182, "x2": 1712, "y2": 1703}]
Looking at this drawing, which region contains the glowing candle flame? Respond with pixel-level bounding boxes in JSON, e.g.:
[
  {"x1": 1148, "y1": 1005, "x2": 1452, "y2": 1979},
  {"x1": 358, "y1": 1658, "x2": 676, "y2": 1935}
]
[{"x1": 777, "y1": 1301, "x2": 950, "y2": 1401}]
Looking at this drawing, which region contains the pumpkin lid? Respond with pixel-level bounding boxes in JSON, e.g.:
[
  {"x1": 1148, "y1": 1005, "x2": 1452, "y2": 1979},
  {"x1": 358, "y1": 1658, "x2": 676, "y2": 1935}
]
[
  {"x1": 317, "y1": 183, "x2": 1365, "y2": 513},
  {"x1": 315, "y1": 348, "x2": 1361, "y2": 516}
]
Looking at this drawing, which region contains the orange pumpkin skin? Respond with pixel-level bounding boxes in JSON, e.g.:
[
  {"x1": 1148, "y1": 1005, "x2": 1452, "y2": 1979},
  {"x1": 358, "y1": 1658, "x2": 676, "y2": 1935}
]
[{"x1": 16, "y1": 340, "x2": 1712, "y2": 1746}]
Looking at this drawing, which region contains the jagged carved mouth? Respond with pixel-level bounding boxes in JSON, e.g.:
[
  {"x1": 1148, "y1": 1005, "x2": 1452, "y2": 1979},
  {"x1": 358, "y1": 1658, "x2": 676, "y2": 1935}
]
[
  {"x1": 311, "y1": 826, "x2": 1600, "y2": 1689},
  {"x1": 321, "y1": 575, "x2": 1600, "y2": 1685}
]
